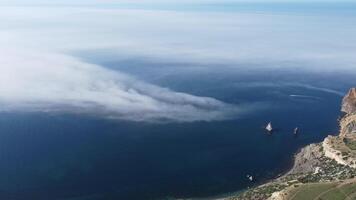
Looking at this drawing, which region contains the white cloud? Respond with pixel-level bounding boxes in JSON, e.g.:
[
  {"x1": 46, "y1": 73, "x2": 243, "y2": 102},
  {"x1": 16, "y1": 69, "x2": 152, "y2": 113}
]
[
  {"x1": 2, "y1": 7, "x2": 355, "y2": 71},
  {"x1": 0, "y1": 8, "x2": 252, "y2": 122},
  {"x1": 0, "y1": 47, "x2": 251, "y2": 122},
  {"x1": 0, "y1": 6, "x2": 354, "y2": 121}
]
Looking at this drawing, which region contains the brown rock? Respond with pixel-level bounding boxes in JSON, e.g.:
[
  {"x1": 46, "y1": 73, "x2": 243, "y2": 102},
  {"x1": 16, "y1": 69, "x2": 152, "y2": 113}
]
[
  {"x1": 342, "y1": 88, "x2": 356, "y2": 114},
  {"x1": 286, "y1": 144, "x2": 323, "y2": 175}
]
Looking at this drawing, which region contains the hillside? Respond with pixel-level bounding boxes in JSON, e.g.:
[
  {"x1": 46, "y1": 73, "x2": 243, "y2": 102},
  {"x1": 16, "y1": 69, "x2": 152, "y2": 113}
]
[{"x1": 228, "y1": 88, "x2": 356, "y2": 200}]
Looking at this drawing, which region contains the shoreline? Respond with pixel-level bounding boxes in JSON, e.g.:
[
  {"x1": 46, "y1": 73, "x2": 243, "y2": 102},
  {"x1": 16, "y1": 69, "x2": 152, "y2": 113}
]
[
  {"x1": 185, "y1": 88, "x2": 356, "y2": 200},
  {"x1": 224, "y1": 87, "x2": 356, "y2": 200},
  {"x1": 182, "y1": 139, "x2": 328, "y2": 200}
]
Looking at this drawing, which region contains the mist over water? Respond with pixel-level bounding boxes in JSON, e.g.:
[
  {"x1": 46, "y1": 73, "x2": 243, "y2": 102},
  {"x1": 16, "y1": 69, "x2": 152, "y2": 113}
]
[
  {"x1": 1, "y1": 1, "x2": 356, "y2": 199},
  {"x1": 0, "y1": 65, "x2": 355, "y2": 199}
]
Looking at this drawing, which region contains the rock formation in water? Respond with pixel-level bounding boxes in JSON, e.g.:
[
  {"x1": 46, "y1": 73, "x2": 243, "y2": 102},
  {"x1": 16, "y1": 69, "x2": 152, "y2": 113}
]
[
  {"x1": 342, "y1": 88, "x2": 356, "y2": 114},
  {"x1": 230, "y1": 87, "x2": 356, "y2": 200}
]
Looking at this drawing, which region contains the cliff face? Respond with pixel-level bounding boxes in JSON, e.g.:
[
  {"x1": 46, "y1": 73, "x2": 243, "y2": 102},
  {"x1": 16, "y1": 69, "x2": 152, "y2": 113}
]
[
  {"x1": 230, "y1": 88, "x2": 356, "y2": 200},
  {"x1": 342, "y1": 88, "x2": 356, "y2": 114},
  {"x1": 286, "y1": 143, "x2": 324, "y2": 174}
]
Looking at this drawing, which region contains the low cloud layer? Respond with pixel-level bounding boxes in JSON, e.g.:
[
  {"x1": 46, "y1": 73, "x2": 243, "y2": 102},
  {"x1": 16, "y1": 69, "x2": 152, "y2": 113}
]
[
  {"x1": 0, "y1": 5, "x2": 355, "y2": 122},
  {"x1": 2, "y1": 7, "x2": 356, "y2": 71},
  {"x1": 0, "y1": 7, "x2": 257, "y2": 122},
  {"x1": 0, "y1": 48, "x2": 250, "y2": 122}
]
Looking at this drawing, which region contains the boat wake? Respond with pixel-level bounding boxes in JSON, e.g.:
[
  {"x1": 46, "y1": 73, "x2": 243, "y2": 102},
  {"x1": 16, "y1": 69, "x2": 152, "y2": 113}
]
[{"x1": 289, "y1": 94, "x2": 323, "y2": 101}]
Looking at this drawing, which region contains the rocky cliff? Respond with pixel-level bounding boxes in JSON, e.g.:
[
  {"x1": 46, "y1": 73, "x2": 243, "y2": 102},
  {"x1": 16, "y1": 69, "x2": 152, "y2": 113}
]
[
  {"x1": 228, "y1": 87, "x2": 356, "y2": 200},
  {"x1": 342, "y1": 88, "x2": 356, "y2": 114},
  {"x1": 286, "y1": 144, "x2": 324, "y2": 175}
]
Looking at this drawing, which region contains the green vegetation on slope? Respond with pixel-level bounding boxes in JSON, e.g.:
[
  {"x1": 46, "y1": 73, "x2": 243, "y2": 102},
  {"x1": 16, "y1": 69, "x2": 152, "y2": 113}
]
[
  {"x1": 344, "y1": 138, "x2": 356, "y2": 151},
  {"x1": 287, "y1": 181, "x2": 356, "y2": 200},
  {"x1": 287, "y1": 183, "x2": 337, "y2": 200}
]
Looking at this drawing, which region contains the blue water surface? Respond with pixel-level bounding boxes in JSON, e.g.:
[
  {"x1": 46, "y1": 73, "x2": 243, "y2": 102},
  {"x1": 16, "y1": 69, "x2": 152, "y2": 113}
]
[{"x1": 0, "y1": 62, "x2": 354, "y2": 199}]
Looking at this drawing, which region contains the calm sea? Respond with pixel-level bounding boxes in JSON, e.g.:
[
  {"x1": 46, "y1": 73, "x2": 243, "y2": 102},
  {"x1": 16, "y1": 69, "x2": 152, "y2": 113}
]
[{"x1": 0, "y1": 63, "x2": 355, "y2": 199}]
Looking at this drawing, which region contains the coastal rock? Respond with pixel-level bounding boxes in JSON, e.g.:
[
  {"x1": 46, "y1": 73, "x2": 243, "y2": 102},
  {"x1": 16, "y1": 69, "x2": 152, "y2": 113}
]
[
  {"x1": 322, "y1": 136, "x2": 356, "y2": 168},
  {"x1": 228, "y1": 88, "x2": 356, "y2": 200},
  {"x1": 286, "y1": 143, "x2": 323, "y2": 175},
  {"x1": 342, "y1": 88, "x2": 356, "y2": 114}
]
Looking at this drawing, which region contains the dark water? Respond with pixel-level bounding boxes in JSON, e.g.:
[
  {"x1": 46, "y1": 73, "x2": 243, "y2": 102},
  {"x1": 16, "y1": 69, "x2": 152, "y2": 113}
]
[{"x1": 0, "y1": 63, "x2": 355, "y2": 199}]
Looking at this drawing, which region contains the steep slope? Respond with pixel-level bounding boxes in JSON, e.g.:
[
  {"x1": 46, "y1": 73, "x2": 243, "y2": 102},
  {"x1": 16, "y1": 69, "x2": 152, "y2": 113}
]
[{"x1": 342, "y1": 88, "x2": 356, "y2": 115}]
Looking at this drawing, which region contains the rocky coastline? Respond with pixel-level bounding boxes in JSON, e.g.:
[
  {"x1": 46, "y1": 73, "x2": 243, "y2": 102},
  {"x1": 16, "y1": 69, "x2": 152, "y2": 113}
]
[{"x1": 226, "y1": 88, "x2": 356, "y2": 200}]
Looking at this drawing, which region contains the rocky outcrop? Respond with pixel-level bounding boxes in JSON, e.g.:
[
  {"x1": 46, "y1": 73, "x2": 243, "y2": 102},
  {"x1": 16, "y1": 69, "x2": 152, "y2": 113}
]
[
  {"x1": 228, "y1": 88, "x2": 356, "y2": 200},
  {"x1": 286, "y1": 143, "x2": 324, "y2": 175},
  {"x1": 340, "y1": 114, "x2": 356, "y2": 136},
  {"x1": 342, "y1": 88, "x2": 356, "y2": 114},
  {"x1": 322, "y1": 136, "x2": 356, "y2": 168}
]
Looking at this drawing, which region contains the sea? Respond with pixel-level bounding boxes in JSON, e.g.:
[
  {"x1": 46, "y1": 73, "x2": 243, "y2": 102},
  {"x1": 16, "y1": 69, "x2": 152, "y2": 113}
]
[{"x1": 0, "y1": 59, "x2": 355, "y2": 199}]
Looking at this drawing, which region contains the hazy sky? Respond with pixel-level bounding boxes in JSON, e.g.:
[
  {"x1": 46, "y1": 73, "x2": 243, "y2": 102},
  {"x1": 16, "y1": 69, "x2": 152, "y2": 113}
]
[
  {"x1": 0, "y1": 2, "x2": 355, "y2": 122},
  {"x1": 2, "y1": 0, "x2": 355, "y2": 6}
]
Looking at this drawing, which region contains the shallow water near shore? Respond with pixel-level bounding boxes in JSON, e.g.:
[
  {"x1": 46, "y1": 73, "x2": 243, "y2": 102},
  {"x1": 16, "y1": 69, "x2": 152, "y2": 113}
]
[{"x1": 0, "y1": 64, "x2": 355, "y2": 199}]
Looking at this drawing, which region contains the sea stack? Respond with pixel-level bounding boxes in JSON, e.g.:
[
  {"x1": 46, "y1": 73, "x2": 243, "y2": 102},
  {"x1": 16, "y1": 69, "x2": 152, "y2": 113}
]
[
  {"x1": 266, "y1": 122, "x2": 273, "y2": 132},
  {"x1": 341, "y1": 88, "x2": 356, "y2": 114}
]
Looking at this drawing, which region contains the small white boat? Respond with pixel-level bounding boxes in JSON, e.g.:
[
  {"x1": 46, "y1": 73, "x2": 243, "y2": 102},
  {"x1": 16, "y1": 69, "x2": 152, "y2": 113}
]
[
  {"x1": 266, "y1": 122, "x2": 273, "y2": 132},
  {"x1": 294, "y1": 127, "x2": 299, "y2": 135}
]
